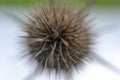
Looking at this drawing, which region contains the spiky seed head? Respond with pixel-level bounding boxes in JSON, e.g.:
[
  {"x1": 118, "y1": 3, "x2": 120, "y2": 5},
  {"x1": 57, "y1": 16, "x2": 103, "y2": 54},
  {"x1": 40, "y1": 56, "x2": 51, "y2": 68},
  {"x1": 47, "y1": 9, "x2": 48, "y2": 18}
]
[{"x1": 21, "y1": 0, "x2": 95, "y2": 79}]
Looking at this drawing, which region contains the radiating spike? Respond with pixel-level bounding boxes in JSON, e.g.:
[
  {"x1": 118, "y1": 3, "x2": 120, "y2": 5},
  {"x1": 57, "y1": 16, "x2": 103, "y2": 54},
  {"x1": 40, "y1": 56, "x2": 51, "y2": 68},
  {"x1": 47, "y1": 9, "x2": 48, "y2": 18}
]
[
  {"x1": 60, "y1": 37, "x2": 69, "y2": 47},
  {"x1": 49, "y1": 42, "x2": 57, "y2": 68},
  {"x1": 56, "y1": 5, "x2": 66, "y2": 32},
  {"x1": 66, "y1": 48, "x2": 77, "y2": 63},
  {"x1": 57, "y1": 53, "x2": 61, "y2": 70},
  {"x1": 33, "y1": 42, "x2": 47, "y2": 58},
  {"x1": 59, "y1": 43, "x2": 70, "y2": 70}
]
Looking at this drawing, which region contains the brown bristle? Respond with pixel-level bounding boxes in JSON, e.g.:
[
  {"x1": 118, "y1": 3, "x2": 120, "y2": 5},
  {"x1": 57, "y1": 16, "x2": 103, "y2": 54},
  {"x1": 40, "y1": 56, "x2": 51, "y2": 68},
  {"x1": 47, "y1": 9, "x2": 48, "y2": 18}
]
[{"x1": 21, "y1": 0, "x2": 95, "y2": 79}]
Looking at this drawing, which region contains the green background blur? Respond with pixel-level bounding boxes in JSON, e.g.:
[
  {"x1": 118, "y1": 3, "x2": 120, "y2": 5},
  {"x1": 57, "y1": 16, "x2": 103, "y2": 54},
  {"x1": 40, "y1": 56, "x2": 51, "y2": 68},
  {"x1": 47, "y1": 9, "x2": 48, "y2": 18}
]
[{"x1": 0, "y1": 0, "x2": 120, "y2": 7}]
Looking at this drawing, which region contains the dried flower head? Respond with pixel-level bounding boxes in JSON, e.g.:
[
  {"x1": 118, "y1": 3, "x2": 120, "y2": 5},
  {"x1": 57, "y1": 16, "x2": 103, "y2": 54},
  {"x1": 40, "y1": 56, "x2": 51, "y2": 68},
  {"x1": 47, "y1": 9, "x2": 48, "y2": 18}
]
[{"x1": 21, "y1": 0, "x2": 95, "y2": 79}]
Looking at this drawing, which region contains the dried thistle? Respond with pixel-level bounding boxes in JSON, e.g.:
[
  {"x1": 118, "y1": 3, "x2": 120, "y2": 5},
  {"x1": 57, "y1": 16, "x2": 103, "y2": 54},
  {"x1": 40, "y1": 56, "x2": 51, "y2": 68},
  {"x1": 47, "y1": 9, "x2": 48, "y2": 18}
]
[{"x1": 21, "y1": 0, "x2": 95, "y2": 79}]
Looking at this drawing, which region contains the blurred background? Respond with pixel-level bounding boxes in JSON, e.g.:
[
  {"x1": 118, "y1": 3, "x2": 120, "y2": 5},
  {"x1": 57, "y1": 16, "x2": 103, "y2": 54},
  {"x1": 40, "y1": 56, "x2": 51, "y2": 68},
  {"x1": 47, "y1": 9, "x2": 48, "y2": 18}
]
[
  {"x1": 0, "y1": 0, "x2": 120, "y2": 80},
  {"x1": 0, "y1": 0, "x2": 120, "y2": 7}
]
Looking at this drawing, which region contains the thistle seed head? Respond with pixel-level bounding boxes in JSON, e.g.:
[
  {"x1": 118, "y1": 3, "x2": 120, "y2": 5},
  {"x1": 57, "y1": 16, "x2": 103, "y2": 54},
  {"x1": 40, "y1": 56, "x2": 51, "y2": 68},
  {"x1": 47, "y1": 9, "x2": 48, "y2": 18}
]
[{"x1": 21, "y1": 0, "x2": 95, "y2": 78}]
